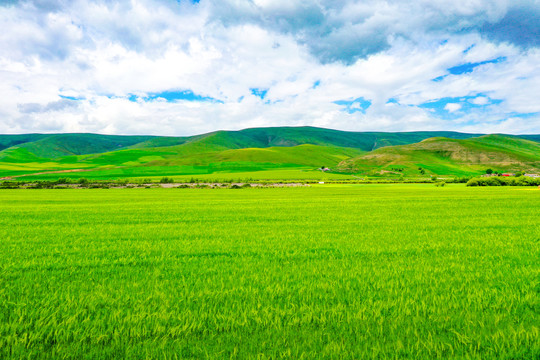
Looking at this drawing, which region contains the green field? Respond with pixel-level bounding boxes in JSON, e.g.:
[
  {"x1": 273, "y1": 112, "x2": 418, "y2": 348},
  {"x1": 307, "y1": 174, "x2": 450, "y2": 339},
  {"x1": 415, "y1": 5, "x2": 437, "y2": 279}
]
[{"x1": 0, "y1": 185, "x2": 538, "y2": 359}]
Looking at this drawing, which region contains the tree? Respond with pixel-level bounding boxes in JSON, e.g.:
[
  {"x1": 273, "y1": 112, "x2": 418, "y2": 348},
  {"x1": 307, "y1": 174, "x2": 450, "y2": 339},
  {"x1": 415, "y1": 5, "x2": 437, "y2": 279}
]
[{"x1": 486, "y1": 168, "x2": 493, "y2": 174}]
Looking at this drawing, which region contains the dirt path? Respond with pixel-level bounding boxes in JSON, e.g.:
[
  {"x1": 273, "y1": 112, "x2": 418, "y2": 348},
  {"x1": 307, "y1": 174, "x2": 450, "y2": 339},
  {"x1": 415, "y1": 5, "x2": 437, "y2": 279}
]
[{"x1": 8, "y1": 168, "x2": 93, "y2": 179}]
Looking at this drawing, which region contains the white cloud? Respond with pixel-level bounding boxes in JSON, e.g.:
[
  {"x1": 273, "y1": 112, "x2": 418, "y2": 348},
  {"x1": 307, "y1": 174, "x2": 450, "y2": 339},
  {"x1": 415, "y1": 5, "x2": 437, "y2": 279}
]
[
  {"x1": 444, "y1": 103, "x2": 462, "y2": 113},
  {"x1": 471, "y1": 96, "x2": 489, "y2": 105},
  {"x1": 0, "y1": 0, "x2": 538, "y2": 135}
]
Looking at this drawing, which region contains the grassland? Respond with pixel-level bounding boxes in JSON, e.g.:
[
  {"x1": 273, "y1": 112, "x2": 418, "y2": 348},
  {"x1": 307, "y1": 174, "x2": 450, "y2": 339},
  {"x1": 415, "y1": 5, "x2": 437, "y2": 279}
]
[
  {"x1": 0, "y1": 128, "x2": 492, "y2": 180},
  {"x1": 1, "y1": 128, "x2": 539, "y2": 181},
  {"x1": 1, "y1": 185, "x2": 538, "y2": 359},
  {"x1": 338, "y1": 135, "x2": 540, "y2": 176}
]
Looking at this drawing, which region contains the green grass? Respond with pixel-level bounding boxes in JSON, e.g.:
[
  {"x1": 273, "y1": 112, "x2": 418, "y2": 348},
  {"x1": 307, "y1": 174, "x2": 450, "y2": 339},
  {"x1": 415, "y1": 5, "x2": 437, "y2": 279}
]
[
  {"x1": 11, "y1": 167, "x2": 357, "y2": 182},
  {"x1": 340, "y1": 135, "x2": 540, "y2": 176},
  {"x1": 0, "y1": 144, "x2": 363, "y2": 180},
  {"x1": 1, "y1": 129, "x2": 539, "y2": 181},
  {"x1": 0, "y1": 185, "x2": 538, "y2": 359},
  {"x1": 13, "y1": 134, "x2": 155, "y2": 159}
]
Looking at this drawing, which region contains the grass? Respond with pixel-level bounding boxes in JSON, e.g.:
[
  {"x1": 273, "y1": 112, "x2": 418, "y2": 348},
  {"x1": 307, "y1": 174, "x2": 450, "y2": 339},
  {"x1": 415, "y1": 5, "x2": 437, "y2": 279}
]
[
  {"x1": 1, "y1": 130, "x2": 539, "y2": 180},
  {"x1": 0, "y1": 143, "x2": 363, "y2": 180},
  {"x1": 340, "y1": 135, "x2": 540, "y2": 176},
  {"x1": 6, "y1": 168, "x2": 359, "y2": 182},
  {"x1": 0, "y1": 185, "x2": 538, "y2": 359}
]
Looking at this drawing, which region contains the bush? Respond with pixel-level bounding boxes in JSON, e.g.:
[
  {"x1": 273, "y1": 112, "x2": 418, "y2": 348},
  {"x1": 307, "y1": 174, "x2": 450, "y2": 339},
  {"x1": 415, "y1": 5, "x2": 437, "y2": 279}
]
[
  {"x1": 0, "y1": 181, "x2": 20, "y2": 189},
  {"x1": 160, "y1": 177, "x2": 174, "y2": 184},
  {"x1": 28, "y1": 181, "x2": 55, "y2": 189},
  {"x1": 467, "y1": 176, "x2": 540, "y2": 187}
]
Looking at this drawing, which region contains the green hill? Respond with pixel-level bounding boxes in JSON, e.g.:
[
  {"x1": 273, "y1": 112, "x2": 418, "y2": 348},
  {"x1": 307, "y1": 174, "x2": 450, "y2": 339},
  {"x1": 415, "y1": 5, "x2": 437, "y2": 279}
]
[
  {"x1": 338, "y1": 135, "x2": 540, "y2": 176},
  {"x1": 237, "y1": 127, "x2": 481, "y2": 150},
  {"x1": 119, "y1": 127, "x2": 483, "y2": 152},
  {"x1": 144, "y1": 144, "x2": 364, "y2": 167},
  {"x1": 0, "y1": 127, "x2": 484, "y2": 161},
  {"x1": 0, "y1": 134, "x2": 48, "y2": 151},
  {"x1": 0, "y1": 133, "x2": 155, "y2": 162},
  {"x1": 1, "y1": 127, "x2": 540, "y2": 180}
]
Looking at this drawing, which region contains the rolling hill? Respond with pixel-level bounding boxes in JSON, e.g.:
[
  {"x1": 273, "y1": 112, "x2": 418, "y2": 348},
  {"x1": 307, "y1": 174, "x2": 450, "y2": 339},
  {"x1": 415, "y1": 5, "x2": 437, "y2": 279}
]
[
  {"x1": 0, "y1": 127, "x2": 539, "y2": 180},
  {"x1": 0, "y1": 126, "x2": 482, "y2": 158},
  {"x1": 337, "y1": 135, "x2": 540, "y2": 176}
]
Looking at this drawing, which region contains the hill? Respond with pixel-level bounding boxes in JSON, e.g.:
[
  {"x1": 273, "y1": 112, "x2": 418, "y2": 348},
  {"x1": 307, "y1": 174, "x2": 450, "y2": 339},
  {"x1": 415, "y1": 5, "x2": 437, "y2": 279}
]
[
  {"x1": 0, "y1": 133, "x2": 155, "y2": 162},
  {"x1": 0, "y1": 134, "x2": 48, "y2": 152},
  {"x1": 1, "y1": 127, "x2": 539, "y2": 180},
  {"x1": 236, "y1": 127, "x2": 481, "y2": 150},
  {"x1": 337, "y1": 135, "x2": 540, "y2": 176}
]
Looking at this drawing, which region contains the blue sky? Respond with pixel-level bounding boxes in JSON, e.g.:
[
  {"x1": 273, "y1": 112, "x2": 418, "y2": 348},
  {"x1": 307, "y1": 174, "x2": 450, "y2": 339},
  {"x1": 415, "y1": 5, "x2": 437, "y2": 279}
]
[{"x1": 0, "y1": 0, "x2": 539, "y2": 135}]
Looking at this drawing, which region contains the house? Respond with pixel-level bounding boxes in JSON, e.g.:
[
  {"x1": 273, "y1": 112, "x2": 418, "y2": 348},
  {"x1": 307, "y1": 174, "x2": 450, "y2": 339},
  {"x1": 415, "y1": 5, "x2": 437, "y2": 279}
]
[
  {"x1": 524, "y1": 173, "x2": 540, "y2": 178},
  {"x1": 502, "y1": 173, "x2": 515, "y2": 177},
  {"x1": 321, "y1": 167, "x2": 331, "y2": 172}
]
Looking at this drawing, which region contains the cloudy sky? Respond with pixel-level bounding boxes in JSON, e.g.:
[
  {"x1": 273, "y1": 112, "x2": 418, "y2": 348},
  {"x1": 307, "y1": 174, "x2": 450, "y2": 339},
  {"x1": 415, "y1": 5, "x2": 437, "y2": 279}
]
[{"x1": 1, "y1": 0, "x2": 539, "y2": 135}]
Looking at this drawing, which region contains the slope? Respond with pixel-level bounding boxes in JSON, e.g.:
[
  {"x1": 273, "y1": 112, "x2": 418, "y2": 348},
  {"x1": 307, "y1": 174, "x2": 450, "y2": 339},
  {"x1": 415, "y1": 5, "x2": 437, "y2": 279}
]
[
  {"x1": 126, "y1": 127, "x2": 483, "y2": 152},
  {"x1": 0, "y1": 134, "x2": 49, "y2": 152},
  {"x1": 231, "y1": 127, "x2": 481, "y2": 151},
  {"x1": 142, "y1": 144, "x2": 364, "y2": 168},
  {"x1": 338, "y1": 135, "x2": 540, "y2": 176}
]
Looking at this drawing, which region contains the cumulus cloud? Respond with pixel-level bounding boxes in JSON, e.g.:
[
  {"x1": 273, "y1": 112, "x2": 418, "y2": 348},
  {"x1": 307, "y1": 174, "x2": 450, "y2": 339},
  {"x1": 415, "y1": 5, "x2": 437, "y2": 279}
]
[
  {"x1": 0, "y1": 0, "x2": 539, "y2": 135},
  {"x1": 444, "y1": 103, "x2": 462, "y2": 113}
]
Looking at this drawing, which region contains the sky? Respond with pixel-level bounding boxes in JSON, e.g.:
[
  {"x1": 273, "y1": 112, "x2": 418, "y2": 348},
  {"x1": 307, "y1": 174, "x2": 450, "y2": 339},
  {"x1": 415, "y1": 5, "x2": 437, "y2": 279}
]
[{"x1": 1, "y1": 0, "x2": 539, "y2": 135}]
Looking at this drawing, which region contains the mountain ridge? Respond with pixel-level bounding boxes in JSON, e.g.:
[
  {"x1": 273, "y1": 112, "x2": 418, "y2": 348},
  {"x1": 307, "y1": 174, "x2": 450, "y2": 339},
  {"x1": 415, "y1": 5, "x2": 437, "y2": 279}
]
[{"x1": 1, "y1": 127, "x2": 539, "y2": 179}]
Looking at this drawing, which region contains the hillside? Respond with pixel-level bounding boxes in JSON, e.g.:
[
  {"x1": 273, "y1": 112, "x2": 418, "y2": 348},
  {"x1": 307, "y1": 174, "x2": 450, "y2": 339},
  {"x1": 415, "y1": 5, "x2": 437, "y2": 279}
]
[
  {"x1": 1, "y1": 128, "x2": 539, "y2": 180},
  {"x1": 0, "y1": 134, "x2": 48, "y2": 152},
  {"x1": 237, "y1": 127, "x2": 482, "y2": 150},
  {"x1": 0, "y1": 127, "x2": 486, "y2": 160},
  {"x1": 0, "y1": 134, "x2": 155, "y2": 161},
  {"x1": 338, "y1": 135, "x2": 540, "y2": 176}
]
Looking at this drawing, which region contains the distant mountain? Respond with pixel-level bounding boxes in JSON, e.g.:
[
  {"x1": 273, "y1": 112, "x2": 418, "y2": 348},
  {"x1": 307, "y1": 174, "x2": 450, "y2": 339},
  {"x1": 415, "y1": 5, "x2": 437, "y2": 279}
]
[
  {"x1": 0, "y1": 134, "x2": 48, "y2": 152},
  {"x1": 0, "y1": 127, "x2": 482, "y2": 158},
  {"x1": 0, "y1": 133, "x2": 155, "y2": 162},
  {"x1": 1, "y1": 127, "x2": 539, "y2": 179},
  {"x1": 338, "y1": 135, "x2": 540, "y2": 176}
]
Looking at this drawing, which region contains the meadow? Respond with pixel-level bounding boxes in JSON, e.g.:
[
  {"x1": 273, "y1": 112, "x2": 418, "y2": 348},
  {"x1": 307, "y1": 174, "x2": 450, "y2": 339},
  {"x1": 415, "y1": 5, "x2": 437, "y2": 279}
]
[{"x1": 0, "y1": 185, "x2": 538, "y2": 359}]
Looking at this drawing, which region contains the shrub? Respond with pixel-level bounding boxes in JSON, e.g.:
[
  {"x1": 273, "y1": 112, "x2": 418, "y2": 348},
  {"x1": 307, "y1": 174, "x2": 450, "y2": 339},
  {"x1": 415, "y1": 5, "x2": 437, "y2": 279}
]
[
  {"x1": 0, "y1": 181, "x2": 20, "y2": 189},
  {"x1": 467, "y1": 176, "x2": 540, "y2": 187},
  {"x1": 160, "y1": 177, "x2": 174, "y2": 184}
]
